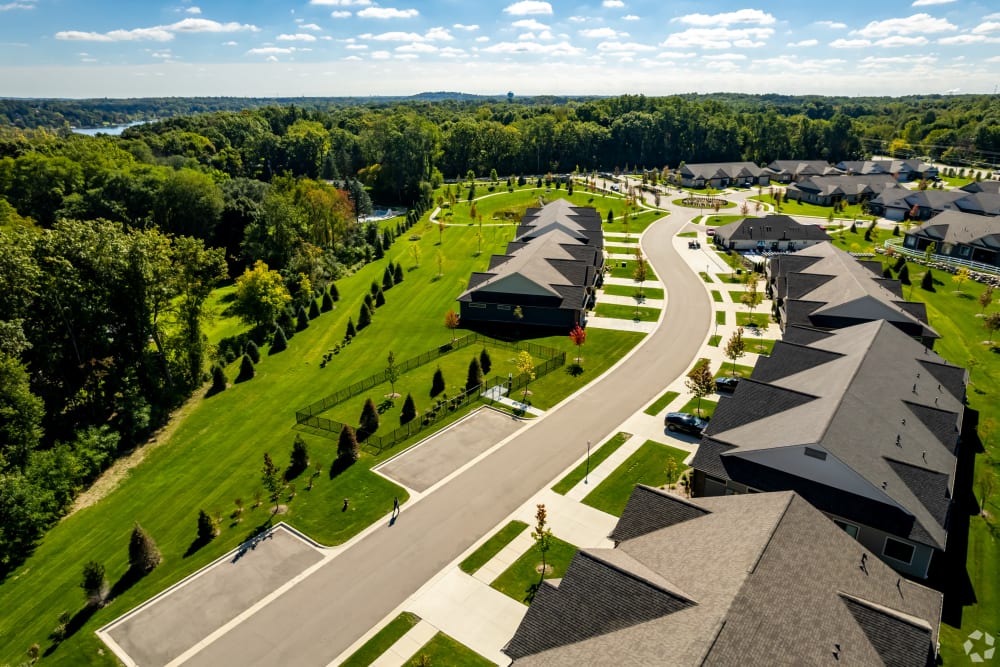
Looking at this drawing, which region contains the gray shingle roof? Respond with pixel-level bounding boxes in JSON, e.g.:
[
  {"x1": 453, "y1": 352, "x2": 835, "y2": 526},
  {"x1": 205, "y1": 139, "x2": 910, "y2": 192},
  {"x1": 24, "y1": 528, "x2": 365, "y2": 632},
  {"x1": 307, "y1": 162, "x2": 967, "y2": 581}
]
[
  {"x1": 609, "y1": 485, "x2": 709, "y2": 543},
  {"x1": 506, "y1": 489, "x2": 942, "y2": 666},
  {"x1": 907, "y1": 210, "x2": 1000, "y2": 248},
  {"x1": 714, "y1": 215, "x2": 830, "y2": 244},
  {"x1": 681, "y1": 162, "x2": 764, "y2": 180}
]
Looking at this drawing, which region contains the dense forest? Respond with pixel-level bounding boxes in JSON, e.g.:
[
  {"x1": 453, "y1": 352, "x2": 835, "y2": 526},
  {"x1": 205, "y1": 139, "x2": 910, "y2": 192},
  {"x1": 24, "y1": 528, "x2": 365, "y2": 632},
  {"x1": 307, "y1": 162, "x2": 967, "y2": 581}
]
[{"x1": 1, "y1": 92, "x2": 999, "y2": 575}]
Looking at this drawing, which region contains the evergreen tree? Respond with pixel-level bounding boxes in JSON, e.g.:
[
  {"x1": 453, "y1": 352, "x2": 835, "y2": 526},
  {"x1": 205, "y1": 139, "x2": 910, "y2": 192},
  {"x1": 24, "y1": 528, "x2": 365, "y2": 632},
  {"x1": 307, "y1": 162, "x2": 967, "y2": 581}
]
[
  {"x1": 894, "y1": 255, "x2": 907, "y2": 272},
  {"x1": 373, "y1": 237, "x2": 385, "y2": 260},
  {"x1": 363, "y1": 292, "x2": 374, "y2": 312},
  {"x1": 479, "y1": 347, "x2": 492, "y2": 375},
  {"x1": 245, "y1": 340, "x2": 260, "y2": 364},
  {"x1": 850, "y1": 221, "x2": 857, "y2": 233},
  {"x1": 383, "y1": 265, "x2": 394, "y2": 290},
  {"x1": 359, "y1": 397, "x2": 380, "y2": 437},
  {"x1": 358, "y1": 302, "x2": 372, "y2": 330},
  {"x1": 345, "y1": 317, "x2": 357, "y2": 339},
  {"x1": 370, "y1": 280, "x2": 381, "y2": 297},
  {"x1": 289, "y1": 434, "x2": 309, "y2": 476},
  {"x1": 296, "y1": 305, "x2": 309, "y2": 331},
  {"x1": 394, "y1": 262, "x2": 404, "y2": 284},
  {"x1": 921, "y1": 268, "x2": 934, "y2": 291},
  {"x1": 196, "y1": 509, "x2": 217, "y2": 543},
  {"x1": 898, "y1": 264, "x2": 911, "y2": 285},
  {"x1": 80, "y1": 560, "x2": 107, "y2": 606},
  {"x1": 277, "y1": 307, "x2": 295, "y2": 338},
  {"x1": 128, "y1": 523, "x2": 161, "y2": 575},
  {"x1": 883, "y1": 265, "x2": 892, "y2": 279},
  {"x1": 431, "y1": 367, "x2": 445, "y2": 397},
  {"x1": 308, "y1": 299, "x2": 321, "y2": 319},
  {"x1": 400, "y1": 393, "x2": 417, "y2": 425},
  {"x1": 210, "y1": 365, "x2": 227, "y2": 394},
  {"x1": 466, "y1": 357, "x2": 483, "y2": 393},
  {"x1": 321, "y1": 289, "x2": 334, "y2": 312},
  {"x1": 329, "y1": 282, "x2": 340, "y2": 302},
  {"x1": 337, "y1": 425, "x2": 359, "y2": 465},
  {"x1": 270, "y1": 325, "x2": 288, "y2": 353},
  {"x1": 375, "y1": 288, "x2": 386, "y2": 308},
  {"x1": 236, "y1": 354, "x2": 255, "y2": 382}
]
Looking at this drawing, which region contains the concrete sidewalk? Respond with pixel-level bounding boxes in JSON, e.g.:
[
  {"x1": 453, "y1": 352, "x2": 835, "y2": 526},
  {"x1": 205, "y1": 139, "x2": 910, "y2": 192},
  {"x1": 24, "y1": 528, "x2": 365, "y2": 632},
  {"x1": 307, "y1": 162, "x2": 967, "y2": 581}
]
[
  {"x1": 596, "y1": 293, "x2": 664, "y2": 309},
  {"x1": 585, "y1": 316, "x2": 657, "y2": 333}
]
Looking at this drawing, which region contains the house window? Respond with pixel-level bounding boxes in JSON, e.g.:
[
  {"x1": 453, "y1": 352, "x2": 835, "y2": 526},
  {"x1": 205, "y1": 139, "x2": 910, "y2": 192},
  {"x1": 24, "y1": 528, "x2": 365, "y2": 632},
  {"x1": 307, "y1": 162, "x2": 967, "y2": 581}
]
[
  {"x1": 883, "y1": 537, "x2": 915, "y2": 565},
  {"x1": 498, "y1": 304, "x2": 511, "y2": 311},
  {"x1": 803, "y1": 447, "x2": 827, "y2": 461},
  {"x1": 469, "y1": 303, "x2": 487, "y2": 309},
  {"x1": 833, "y1": 519, "x2": 859, "y2": 539}
]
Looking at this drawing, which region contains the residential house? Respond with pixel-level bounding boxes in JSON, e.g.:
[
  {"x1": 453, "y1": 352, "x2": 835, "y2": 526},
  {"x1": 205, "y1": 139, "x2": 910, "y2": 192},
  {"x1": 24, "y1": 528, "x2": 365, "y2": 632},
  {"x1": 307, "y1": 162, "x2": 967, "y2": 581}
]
[
  {"x1": 713, "y1": 214, "x2": 830, "y2": 252},
  {"x1": 837, "y1": 159, "x2": 938, "y2": 182},
  {"x1": 903, "y1": 210, "x2": 1000, "y2": 267},
  {"x1": 504, "y1": 487, "x2": 943, "y2": 665},
  {"x1": 690, "y1": 320, "x2": 966, "y2": 579},
  {"x1": 764, "y1": 160, "x2": 841, "y2": 183},
  {"x1": 960, "y1": 180, "x2": 1000, "y2": 195},
  {"x1": 768, "y1": 242, "x2": 939, "y2": 347},
  {"x1": 784, "y1": 174, "x2": 897, "y2": 207},
  {"x1": 679, "y1": 162, "x2": 768, "y2": 189},
  {"x1": 869, "y1": 188, "x2": 1000, "y2": 221}
]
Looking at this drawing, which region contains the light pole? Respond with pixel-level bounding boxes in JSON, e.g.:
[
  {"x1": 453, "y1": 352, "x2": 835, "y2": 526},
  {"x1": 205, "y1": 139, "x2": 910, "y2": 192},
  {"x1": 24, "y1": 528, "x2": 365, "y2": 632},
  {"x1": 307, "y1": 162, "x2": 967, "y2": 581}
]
[{"x1": 585, "y1": 440, "x2": 591, "y2": 484}]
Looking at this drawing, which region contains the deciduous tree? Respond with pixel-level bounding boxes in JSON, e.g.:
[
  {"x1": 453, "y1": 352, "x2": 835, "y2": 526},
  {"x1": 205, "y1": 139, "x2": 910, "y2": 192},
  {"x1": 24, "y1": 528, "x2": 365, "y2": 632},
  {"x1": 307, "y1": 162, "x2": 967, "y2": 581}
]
[
  {"x1": 724, "y1": 327, "x2": 746, "y2": 377},
  {"x1": 531, "y1": 504, "x2": 552, "y2": 581},
  {"x1": 444, "y1": 309, "x2": 460, "y2": 342},
  {"x1": 685, "y1": 359, "x2": 715, "y2": 417},
  {"x1": 261, "y1": 453, "x2": 282, "y2": 513},
  {"x1": 516, "y1": 351, "x2": 536, "y2": 401},
  {"x1": 128, "y1": 523, "x2": 161, "y2": 575},
  {"x1": 233, "y1": 260, "x2": 292, "y2": 329},
  {"x1": 569, "y1": 323, "x2": 586, "y2": 363}
]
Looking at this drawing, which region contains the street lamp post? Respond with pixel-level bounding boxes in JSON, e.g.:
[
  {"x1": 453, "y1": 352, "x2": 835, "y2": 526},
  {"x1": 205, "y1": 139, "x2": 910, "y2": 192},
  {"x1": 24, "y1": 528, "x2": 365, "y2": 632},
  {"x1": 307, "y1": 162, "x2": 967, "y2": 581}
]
[{"x1": 585, "y1": 440, "x2": 592, "y2": 484}]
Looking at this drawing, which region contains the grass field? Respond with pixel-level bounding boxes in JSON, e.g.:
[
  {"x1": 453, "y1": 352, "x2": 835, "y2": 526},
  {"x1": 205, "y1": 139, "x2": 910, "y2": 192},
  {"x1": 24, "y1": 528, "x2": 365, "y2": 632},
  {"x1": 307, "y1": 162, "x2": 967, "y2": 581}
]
[
  {"x1": 459, "y1": 521, "x2": 529, "y2": 575},
  {"x1": 0, "y1": 191, "x2": 648, "y2": 665},
  {"x1": 680, "y1": 397, "x2": 718, "y2": 419},
  {"x1": 602, "y1": 284, "x2": 664, "y2": 300},
  {"x1": 341, "y1": 612, "x2": 421, "y2": 667},
  {"x1": 735, "y1": 312, "x2": 770, "y2": 328},
  {"x1": 608, "y1": 259, "x2": 659, "y2": 280},
  {"x1": 405, "y1": 632, "x2": 494, "y2": 667},
  {"x1": 552, "y1": 432, "x2": 632, "y2": 494},
  {"x1": 701, "y1": 215, "x2": 745, "y2": 226},
  {"x1": 717, "y1": 363, "x2": 755, "y2": 379},
  {"x1": 716, "y1": 311, "x2": 726, "y2": 326},
  {"x1": 644, "y1": 391, "x2": 680, "y2": 417},
  {"x1": 490, "y1": 536, "x2": 578, "y2": 605},
  {"x1": 750, "y1": 193, "x2": 877, "y2": 221},
  {"x1": 593, "y1": 303, "x2": 660, "y2": 322},
  {"x1": 708, "y1": 335, "x2": 722, "y2": 347},
  {"x1": 582, "y1": 440, "x2": 689, "y2": 516},
  {"x1": 711, "y1": 290, "x2": 723, "y2": 302}
]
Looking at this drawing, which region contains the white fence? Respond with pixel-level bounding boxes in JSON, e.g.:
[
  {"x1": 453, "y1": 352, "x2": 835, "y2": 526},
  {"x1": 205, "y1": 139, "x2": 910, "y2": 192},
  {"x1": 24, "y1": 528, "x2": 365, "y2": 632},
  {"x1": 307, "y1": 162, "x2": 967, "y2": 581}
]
[{"x1": 883, "y1": 238, "x2": 1000, "y2": 276}]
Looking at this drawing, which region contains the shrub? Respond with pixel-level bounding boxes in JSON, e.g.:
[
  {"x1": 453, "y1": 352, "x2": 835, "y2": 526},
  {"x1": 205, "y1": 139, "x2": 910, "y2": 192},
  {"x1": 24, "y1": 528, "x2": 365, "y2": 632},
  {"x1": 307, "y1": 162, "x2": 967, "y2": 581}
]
[
  {"x1": 296, "y1": 305, "x2": 309, "y2": 331},
  {"x1": 394, "y1": 262, "x2": 404, "y2": 284},
  {"x1": 289, "y1": 434, "x2": 309, "y2": 477},
  {"x1": 899, "y1": 264, "x2": 911, "y2": 285},
  {"x1": 358, "y1": 303, "x2": 372, "y2": 330},
  {"x1": 245, "y1": 340, "x2": 261, "y2": 363},
  {"x1": 236, "y1": 354, "x2": 255, "y2": 382},
  {"x1": 321, "y1": 290, "x2": 334, "y2": 312},
  {"x1": 400, "y1": 393, "x2": 417, "y2": 425},
  {"x1": 337, "y1": 425, "x2": 359, "y2": 466},
  {"x1": 921, "y1": 268, "x2": 934, "y2": 291},
  {"x1": 270, "y1": 325, "x2": 288, "y2": 353},
  {"x1": 892, "y1": 224, "x2": 900, "y2": 236},
  {"x1": 210, "y1": 365, "x2": 227, "y2": 394},
  {"x1": 431, "y1": 367, "x2": 445, "y2": 397},
  {"x1": 383, "y1": 265, "x2": 394, "y2": 290},
  {"x1": 196, "y1": 509, "x2": 217, "y2": 543},
  {"x1": 308, "y1": 299, "x2": 321, "y2": 319},
  {"x1": 80, "y1": 560, "x2": 107, "y2": 607},
  {"x1": 894, "y1": 255, "x2": 907, "y2": 273},
  {"x1": 375, "y1": 288, "x2": 386, "y2": 307},
  {"x1": 329, "y1": 282, "x2": 340, "y2": 302},
  {"x1": 359, "y1": 397, "x2": 380, "y2": 438},
  {"x1": 345, "y1": 317, "x2": 357, "y2": 339},
  {"x1": 128, "y1": 523, "x2": 161, "y2": 575},
  {"x1": 479, "y1": 347, "x2": 492, "y2": 374},
  {"x1": 466, "y1": 357, "x2": 483, "y2": 393},
  {"x1": 277, "y1": 307, "x2": 296, "y2": 338},
  {"x1": 370, "y1": 280, "x2": 380, "y2": 297}
]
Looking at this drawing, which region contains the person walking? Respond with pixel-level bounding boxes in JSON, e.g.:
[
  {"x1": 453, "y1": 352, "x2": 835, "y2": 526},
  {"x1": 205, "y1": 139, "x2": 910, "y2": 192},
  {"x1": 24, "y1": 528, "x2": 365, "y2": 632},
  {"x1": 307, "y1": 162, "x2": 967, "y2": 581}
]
[{"x1": 392, "y1": 496, "x2": 400, "y2": 516}]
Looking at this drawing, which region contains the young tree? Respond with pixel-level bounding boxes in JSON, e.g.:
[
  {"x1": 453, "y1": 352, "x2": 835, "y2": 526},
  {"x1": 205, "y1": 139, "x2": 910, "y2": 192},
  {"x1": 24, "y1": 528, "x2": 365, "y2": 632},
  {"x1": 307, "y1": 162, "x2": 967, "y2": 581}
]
[
  {"x1": 290, "y1": 434, "x2": 309, "y2": 476},
  {"x1": 479, "y1": 347, "x2": 492, "y2": 374},
  {"x1": 444, "y1": 308, "x2": 461, "y2": 342},
  {"x1": 80, "y1": 560, "x2": 107, "y2": 607},
  {"x1": 400, "y1": 393, "x2": 417, "y2": 425},
  {"x1": 196, "y1": 509, "x2": 218, "y2": 543},
  {"x1": 921, "y1": 268, "x2": 935, "y2": 291},
  {"x1": 984, "y1": 311, "x2": 1000, "y2": 343},
  {"x1": 569, "y1": 323, "x2": 586, "y2": 363},
  {"x1": 261, "y1": 452, "x2": 282, "y2": 513},
  {"x1": 430, "y1": 367, "x2": 446, "y2": 397},
  {"x1": 128, "y1": 523, "x2": 161, "y2": 575},
  {"x1": 924, "y1": 241, "x2": 937, "y2": 263},
  {"x1": 382, "y1": 265, "x2": 394, "y2": 290},
  {"x1": 466, "y1": 357, "x2": 484, "y2": 394},
  {"x1": 516, "y1": 350, "x2": 536, "y2": 401},
  {"x1": 210, "y1": 365, "x2": 228, "y2": 394},
  {"x1": 345, "y1": 317, "x2": 357, "y2": 339},
  {"x1": 375, "y1": 288, "x2": 386, "y2": 308},
  {"x1": 513, "y1": 305, "x2": 524, "y2": 320},
  {"x1": 411, "y1": 243, "x2": 421, "y2": 268},
  {"x1": 531, "y1": 504, "x2": 553, "y2": 580},
  {"x1": 385, "y1": 351, "x2": 400, "y2": 399},
  {"x1": 685, "y1": 359, "x2": 715, "y2": 418},
  {"x1": 358, "y1": 302, "x2": 372, "y2": 330},
  {"x1": 953, "y1": 267, "x2": 970, "y2": 293},
  {"x1": 724, "y1": 327, "x2": 746, "y2": 377},
  {"x1": 321, "y1": 289, "x2": 335, "y2": 312},
  {"x1": 329, "y1": 282, "x2": 340, "y2": 302},
  {"x1": 359, "y1": 397, "x2": 380, "y2": 438},
  {"x1": 632, "y1": 249, "x2": 648, "y2": 302},
  {"x1": 337, "y1": 425, "x2": 359, "y2": 466},
  {"x1": 978, "y1": 285, "x2": 995, "y2": 314},
  {"x1": 271, "y1": 325, "x2": 288, "y2": 353},
  {"x1": 308, "y1": 299, "x2": 321, "y2": 320},
  {"x1": 236, "y1": 353, "x2": 255, "y2": 382}
]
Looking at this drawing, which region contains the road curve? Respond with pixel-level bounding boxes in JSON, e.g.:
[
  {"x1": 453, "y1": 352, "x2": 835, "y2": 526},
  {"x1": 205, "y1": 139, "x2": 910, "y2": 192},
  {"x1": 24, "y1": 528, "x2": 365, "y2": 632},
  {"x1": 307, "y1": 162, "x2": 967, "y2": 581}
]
[{"x1": 185, "y1": 210, "x2": 711, "y2": 666}]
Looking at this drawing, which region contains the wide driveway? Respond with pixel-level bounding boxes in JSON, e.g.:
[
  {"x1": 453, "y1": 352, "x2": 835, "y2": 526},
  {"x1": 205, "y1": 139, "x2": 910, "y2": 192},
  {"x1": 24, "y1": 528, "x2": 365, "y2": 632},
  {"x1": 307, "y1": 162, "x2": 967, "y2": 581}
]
[{"x1": 184, "y1": 209, "x2": 710, "y2": 666}]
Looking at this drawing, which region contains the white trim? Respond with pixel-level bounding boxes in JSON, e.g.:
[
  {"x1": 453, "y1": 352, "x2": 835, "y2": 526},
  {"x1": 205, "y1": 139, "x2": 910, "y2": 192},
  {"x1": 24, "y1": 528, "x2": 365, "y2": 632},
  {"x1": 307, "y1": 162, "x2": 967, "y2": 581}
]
[{"x1": 881, "y1": 535, "x2": 916, "y2": 566}]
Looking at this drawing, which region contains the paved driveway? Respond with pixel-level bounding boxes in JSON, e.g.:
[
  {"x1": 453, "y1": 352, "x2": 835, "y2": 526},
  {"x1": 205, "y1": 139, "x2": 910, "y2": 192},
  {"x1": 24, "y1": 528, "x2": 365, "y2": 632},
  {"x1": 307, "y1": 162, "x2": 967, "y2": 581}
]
[{"x1": 175, "y1": 209, "x2": 712, "y2": 667}]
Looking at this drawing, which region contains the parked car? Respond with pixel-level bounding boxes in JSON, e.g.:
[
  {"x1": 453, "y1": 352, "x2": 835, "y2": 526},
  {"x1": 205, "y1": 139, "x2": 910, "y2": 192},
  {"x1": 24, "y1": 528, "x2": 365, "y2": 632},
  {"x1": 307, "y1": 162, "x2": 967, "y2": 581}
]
[
  {"x1": 715, "y1": 376, "x2": 740, "y2": 393},
  {"x1": 688, "y1": 240, "x2": 701, "y2": 249},
  {"x1": 664, "y1": 412, "x2": 708, "y2": 436},
  {"x1": 706, "y1": 228, "x2": 716, "y2": 236}
]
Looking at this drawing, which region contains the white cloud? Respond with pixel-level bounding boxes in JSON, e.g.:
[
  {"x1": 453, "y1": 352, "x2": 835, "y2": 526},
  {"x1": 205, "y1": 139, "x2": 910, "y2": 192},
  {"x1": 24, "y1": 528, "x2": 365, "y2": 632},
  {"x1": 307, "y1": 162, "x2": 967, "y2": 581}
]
[
  {"x1": 396, "y1": 42, "x2": 436, "y2": 52},
  {"x1": 580, "y1": 27, "x2": 626, "y2": 38},
  {"x1": 221, "y1": 40, "x2": 238, "y2": 46},
  {"x1": 787, "y1": 39, "x2": 818, "y2": 47},
  {"x1": 875, "y1": 35, "x2": 928, "y2": 47},
  {"x1": 453, "y1": 23, "x2": 479, "y2": 31},
  {"x1": 860, "y1": 55, "x2": 937, "y2": 67},
  {"x1": 972, "y1": 22, "x2": 1000, "y2": 34},
  {"x1": 300, "y1": 23, "x2": 322, "y2": 31},
  {"x1": 657, "y1": 50, "x2": 695, "y2": 58},
  {"x1": 703, "y1": 53, "x2": 746, "y2": 61},
  {"x1": 424, "y1": 26, "x2": 453, "y2": 40},
  {"x1": 56, "y1": 27, "x2": 174, "y2": 42},
  {"x1": 985, "y1": 13, "x2": 1000, "y2": 21},
  {"x1": 814, "y1": 20, "x2": 847, "y2": 29},
  {"x1": 171, "y1": 18, "x2": 259, "y2": 33},
  {"x1": 938, "y1": 34, "x2": 1000, "y2": 44},
  {"x1": 185, "y1": 6, "x2": 201, "y2": 14},
  {"x1": 246, "y1": 46, "x2": 296, "y2": 55},
  {"x1": 673, "y1": 9, "x2": 775, "y2": 27},
  {"x1": 371, "y1": 50, "x2": 391, "y2": 59},
  {"x1": 345, "y1": 43, "x2": 368, "y2": 49},
  {"x1": 439, "y1": 47, "x2": 465, "y2": 57},
  {"x1": 661, "y1": 27, "x2": 773, "y2": 49},
  {"x1": 358, "y1": 7, "x2": 418, "y2": 19},
  {"x1": 503, "y1": 1, "x2": 552, "y2": 16},
  {"x1": 266, "y1": 55, "x2": 278, "y2": 62},
  {"x1": 854, "y1": 13, "x2": 956, "y2": 37},
  {"x1": 359, "y1": 31, "x2": 424, "y2": 41},
  {"x1": 0, "y1": 1, "x2": 36, "y2": 10},
  {"x1": 602, "y1": 0, "x2": 624, "y2": 7},
  {"x1": 513, "y1": 19, "x2": 549, "y2": 31},
  {"x1": 987, "y1": 55, "x2": 1000, "y2": 62},
  {"x1": 912, "y1": 0, "x2": 956, "y2": 5},
  {"x1": 623, "y1": 15, "x2": 639, "y2": 21},
  {"x1": 331, "y1": 11, "x2": 351, "y2": 18},
  {"x1": 596, "y1": 41, "x2": 654, "y2": 53},
  {"x1": 344, "y1": 55, "x2": 362, "y2": 60},
  {"x1": 568, "y1": 16, "x2": 586, "y2": 23},
  {"x1": 483, "y1": 40, "x2": 582, "y2": 55},
  {"x1": 278, "y1": 33, "x2": 317, "y2": 41},
  {"x1": 830, "y1": 38, "x2": 872, "y2": 48},
  {"x1": 309, "y1": 0, "x2": 369, "y2": 4},
  {"x1": 475, "y1": 36, "x2": 489, "y2": 42}
]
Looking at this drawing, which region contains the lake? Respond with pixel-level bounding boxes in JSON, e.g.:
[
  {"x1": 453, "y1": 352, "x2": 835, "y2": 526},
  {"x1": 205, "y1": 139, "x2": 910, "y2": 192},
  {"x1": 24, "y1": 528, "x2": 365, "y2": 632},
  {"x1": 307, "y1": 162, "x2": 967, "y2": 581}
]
[{"x1": 72, "y1": 120, "x2": 149, "y2": 136}]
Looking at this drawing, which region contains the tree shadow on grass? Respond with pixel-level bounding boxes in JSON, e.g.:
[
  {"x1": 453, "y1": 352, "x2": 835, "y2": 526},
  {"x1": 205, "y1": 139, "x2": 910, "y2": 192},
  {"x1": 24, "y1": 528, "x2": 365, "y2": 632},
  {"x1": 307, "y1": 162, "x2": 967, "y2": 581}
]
[
  {"x1": 566, "y1": 363, "x2": 584, "y2": 377},
  {"x1": 43, "y1": 604, "x2": 98, "y2": 656}
]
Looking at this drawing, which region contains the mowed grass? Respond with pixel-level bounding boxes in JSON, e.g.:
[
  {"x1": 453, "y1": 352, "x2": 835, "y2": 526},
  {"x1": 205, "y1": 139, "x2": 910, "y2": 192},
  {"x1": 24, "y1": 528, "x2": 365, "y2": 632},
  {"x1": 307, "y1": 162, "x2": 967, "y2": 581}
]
[
  {"x1": 405, "y1": 632, "x2": 494, "y2": 667},
  {"x1": 0, "y1": 196, "x2": 648, "y2": 665},
  {"x1": 679, "y1": 397, "x2": 718, "y2": 419},
  {"x1": 602, "y1": 284, "x2": 664, "y2": 300},
  {"x1": 490, "y1": 536, "x2": 578, "y2": 605},
  {"x1": 459, "y1": 521, "x2": 529, "y2": 575},
  {"x1": 593, "y1": 303, "x2": 660, "y2": 322},
  {"x1": 608, "y1": 259, "x2": 659, "y2": 280},
  {"x1": 551, "y1": 431, "x2": 632, "y2": 494},
  {"x1": 644, "y1": 391, "x2": 680, "y2": 417},
  {"x1": 750, "y1": 193, "x2": 877, "y2": 221},
  {"x1": 340, "y1": 612, "x2": 421, "y2": 667},
  {"x1": 582, "y1": 440, "x2": 689, "y2": 517},
  {"x1": 735, "y1": 312, "x2": 770, "y2": 328},
  {"x1": 711, "y1": 290, "x2": 723, "y2": 302}
]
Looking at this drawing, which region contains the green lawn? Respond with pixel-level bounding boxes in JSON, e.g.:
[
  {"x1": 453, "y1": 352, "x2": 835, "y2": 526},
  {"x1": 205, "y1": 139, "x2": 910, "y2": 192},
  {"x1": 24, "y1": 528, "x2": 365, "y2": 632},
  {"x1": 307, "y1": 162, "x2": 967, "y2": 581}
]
[
  {"x1": 699, "y1": 272, "x2": 714, "y2": 283},
  {"x1": 644, "y1": 391, "x2": 680, "y2": 416},
  {"x1": 711, "y1": 290, "x2": 723, "y2": 303},
  {"x1": 593, "y1": 303, "x2": 660, "y2": 322},
  {"x1": 708, "y1": 335, "x2": 722, "y2": 347},
  {"x1": 750, "y1": 193, "x2": 876, "y2": 221},
  {"x1": 716, "y1": 274, "x2": 744, "y2": 284},
  {"x1": 491, "y1": 536, "x2": 578, "y2": 605},
  {"x1": 937, "y1": 174, "x2": 974, "y2": 188},
  {"x1": 582, "y1": 440, "x2": 689, "y2": 516},
  {"x1": 679, "y1": 397, "x2": 718, "y2": 419},
  {"x1": 717, "y1": 363, "x2": 755, "y2": 379},
  {"x1": 552, "y1": 432, "x2": 632, "y2": 494},
  {"x1": 341, "y1": 612, "x2": 421, "y2": 667},
  {"x1": 677, "y1": 231, "x2": 698, "y2": 238},
  {"x1": 745, "y1": 337, "x2": 776, "y2": 356},
  {"x1": 437, "y1": 185, "x2": 623, "y2": 227},
  {"x1": 602, "y1": 209, "x2": 665, "y2": 236},
  {"x1": 735, "y1": 312, "x2": 770, "y2": 328},
  {"x1": 405, "y1": 632, "x2": 494, "y2": 667},
  {"x1": 603, "y1": 234, "x2": 638, "y2": 245},
  {"x1": 701, "y1": 215, "x2": 745, "y2": 226},
  {"x1": 602, "y1": 284, "x2": 664, "y2": 300},
  {"x1": 459, "y1": 521, "x2": 528, "y2": 575},
  {"x1": 604, "y1": 245, "x2": 639, "y2": 255},
  {"x1": 716, "y1": 311, "x2": 726, "y2": 326},
  {"x1": 608, "y1": 259, "x2": 659, "y2": 280},
  {"x1": 0, "y1": 193, "x2": 647, "y2": 666}
]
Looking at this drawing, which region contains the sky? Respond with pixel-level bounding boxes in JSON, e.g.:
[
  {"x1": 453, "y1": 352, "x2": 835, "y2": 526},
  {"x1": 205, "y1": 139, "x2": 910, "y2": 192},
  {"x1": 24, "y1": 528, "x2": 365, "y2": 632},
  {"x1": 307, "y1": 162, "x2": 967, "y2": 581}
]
[{"x1": 0, "y1": 0, "x2": 999, "y2": 98}]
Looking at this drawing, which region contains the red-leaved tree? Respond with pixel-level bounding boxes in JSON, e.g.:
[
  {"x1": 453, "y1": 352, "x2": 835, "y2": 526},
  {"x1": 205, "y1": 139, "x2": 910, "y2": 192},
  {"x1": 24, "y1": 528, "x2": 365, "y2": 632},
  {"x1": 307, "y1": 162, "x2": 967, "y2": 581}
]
[{"x1": 569, "y1": 324, "x2": 586, "y2": 363}]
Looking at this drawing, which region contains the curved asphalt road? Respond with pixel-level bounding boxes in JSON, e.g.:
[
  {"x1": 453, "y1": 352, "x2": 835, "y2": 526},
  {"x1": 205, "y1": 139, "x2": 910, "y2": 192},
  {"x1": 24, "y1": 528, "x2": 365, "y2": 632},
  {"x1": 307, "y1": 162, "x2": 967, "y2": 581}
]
[{"x1": 186, "y1": 206, "x2": 710, "y2": 666}]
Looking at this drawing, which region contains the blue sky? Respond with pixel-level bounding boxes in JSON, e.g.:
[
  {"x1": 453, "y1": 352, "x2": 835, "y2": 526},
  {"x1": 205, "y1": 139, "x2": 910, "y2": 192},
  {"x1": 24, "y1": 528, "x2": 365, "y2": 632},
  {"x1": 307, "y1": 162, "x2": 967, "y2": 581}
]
[{"x1": 0, "y1": 0, "x2": 998, "y2": 97}]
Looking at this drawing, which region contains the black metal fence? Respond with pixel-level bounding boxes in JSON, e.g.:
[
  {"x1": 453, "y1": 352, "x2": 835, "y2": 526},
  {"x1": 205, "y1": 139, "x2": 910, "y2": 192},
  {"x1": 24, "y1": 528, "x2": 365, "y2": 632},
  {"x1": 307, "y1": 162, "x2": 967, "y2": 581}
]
[{"x1": 294, "y1": 333, "x2": 565, "y2": 454}]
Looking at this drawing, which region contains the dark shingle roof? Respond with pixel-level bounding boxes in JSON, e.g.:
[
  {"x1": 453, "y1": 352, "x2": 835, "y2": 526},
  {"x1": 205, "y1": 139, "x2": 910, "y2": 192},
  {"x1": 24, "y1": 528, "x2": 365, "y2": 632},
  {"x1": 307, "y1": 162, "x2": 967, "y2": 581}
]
[
  {"x1": 842, "y1": 595, "x2": 935, "y2": 667},
  {"x1": 609, "y1": 485, "x2": 709, "y2": 543},
  {"x1": 715, "y1": 215, "x2": 830, "y2": 244}
]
